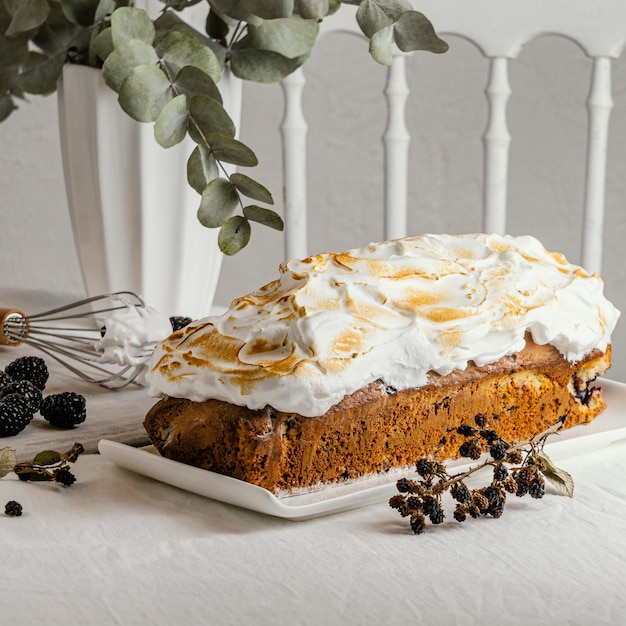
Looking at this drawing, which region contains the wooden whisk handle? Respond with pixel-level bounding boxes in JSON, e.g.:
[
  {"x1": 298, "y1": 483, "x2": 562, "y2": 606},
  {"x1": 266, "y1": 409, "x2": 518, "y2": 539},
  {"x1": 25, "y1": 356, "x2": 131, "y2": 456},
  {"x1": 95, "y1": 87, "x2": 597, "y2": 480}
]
[{"x1": 0, "y1": 308, "x2": 27, "y2": 346}]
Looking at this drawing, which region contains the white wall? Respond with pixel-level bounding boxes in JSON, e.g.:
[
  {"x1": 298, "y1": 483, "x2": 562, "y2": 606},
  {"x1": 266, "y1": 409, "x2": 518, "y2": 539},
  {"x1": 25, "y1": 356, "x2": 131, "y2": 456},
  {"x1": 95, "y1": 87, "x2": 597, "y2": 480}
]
[{"x1": 1, "y1": 28, "x2": 625, "y2": 379}]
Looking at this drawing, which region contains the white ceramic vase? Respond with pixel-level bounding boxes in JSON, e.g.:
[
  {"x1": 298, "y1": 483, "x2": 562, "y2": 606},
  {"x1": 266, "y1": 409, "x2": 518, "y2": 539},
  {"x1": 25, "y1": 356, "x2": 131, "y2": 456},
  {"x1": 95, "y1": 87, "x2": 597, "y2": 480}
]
[{"x1": 57, "y1": 64, "x2": 242, "y2": 319}]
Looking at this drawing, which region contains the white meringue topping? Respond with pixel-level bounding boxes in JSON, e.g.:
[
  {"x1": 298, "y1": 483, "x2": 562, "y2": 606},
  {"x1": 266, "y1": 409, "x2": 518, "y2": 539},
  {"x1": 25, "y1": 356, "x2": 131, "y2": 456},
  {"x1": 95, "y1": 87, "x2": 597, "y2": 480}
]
[{"x1": 146, "y1": 234, "x2": 620, "y2": 416}]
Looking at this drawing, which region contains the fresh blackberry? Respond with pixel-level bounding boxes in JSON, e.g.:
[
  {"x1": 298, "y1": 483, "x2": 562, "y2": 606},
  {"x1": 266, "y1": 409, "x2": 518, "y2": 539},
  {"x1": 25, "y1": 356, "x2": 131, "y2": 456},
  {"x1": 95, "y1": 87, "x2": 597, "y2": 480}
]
[
  {"x1": 54, "y1": 468, "x2": 76, "y2": 486},
  {"x1": 416, "y1": 458, "x2": 433, "y2": 477},
  {"x1": 0, "y1": 395, "x2": 34, "y2": 436},
  {"x1": 0, "y1": 371, "x2": 11, "y2": 392},
  {"x1": 170, "y1": 316, "x2": 192, "y2": 331},
  {"x1": 490, "y1": 442, "x2": 509, "y2": 461},
  {"x1": 40, "y1": 392, "x2": 86, "y2": 429},
  {"x1": 0, "y1": 380, "x2": 42, "y2": 413},
  {"x1": 4, "y1": 500, "x2": 22, "y2": 517},
  {"x1": 5, "y1": 356, "x2": 49, "y2": 390}
]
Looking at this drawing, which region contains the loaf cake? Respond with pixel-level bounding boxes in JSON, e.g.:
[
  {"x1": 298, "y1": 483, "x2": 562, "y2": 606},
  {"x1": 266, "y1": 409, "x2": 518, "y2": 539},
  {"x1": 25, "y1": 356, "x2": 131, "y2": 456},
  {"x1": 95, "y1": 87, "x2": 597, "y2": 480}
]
[{"x1": 144, "y1": 233, "x2": 619, "y2": 493}]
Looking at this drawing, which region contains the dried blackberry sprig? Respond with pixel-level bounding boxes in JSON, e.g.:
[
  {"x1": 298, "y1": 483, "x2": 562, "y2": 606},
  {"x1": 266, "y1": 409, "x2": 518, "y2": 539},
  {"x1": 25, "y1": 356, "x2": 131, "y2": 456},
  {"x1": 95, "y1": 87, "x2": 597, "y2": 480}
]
[
  {"x1": 0, "y1": 443, "x2": 84, "y2": 486},
  {"x1": 390, "y1": 416, "x2": 574, "y2": 534}
]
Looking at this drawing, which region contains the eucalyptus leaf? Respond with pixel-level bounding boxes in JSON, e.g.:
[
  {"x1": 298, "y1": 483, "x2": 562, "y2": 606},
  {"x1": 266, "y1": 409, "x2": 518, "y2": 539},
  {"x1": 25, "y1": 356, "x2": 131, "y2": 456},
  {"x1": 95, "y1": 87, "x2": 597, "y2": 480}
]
[
  {"x1": 102, "y1": 38, "x2": 159, "y2": 92},
  {"x1": 118, "y1": 63, "x2": 173, "y2": 122},
  {"x1": 33, "y1": 450, "x2": 63, "y2": 466},
  {"x1": 154, "y1": 93, "x2": 188, "y2": 148},
  {"x1": 248, "y1": 15, "x2": 319, "y2": 59},
  {"x1": 187, "y1": 145, "x2": 219, "y2": 194},
  {"x1": 296, "y1": 0, "x2": 329, "y2": 20},
  {"x1": 393, "y1": 11, "x2": 449, "y2": 54},
  {"x1": 241, "y1": 0, "x2": 294, "y2": 19},
  {"x1": 218, "y1": 215, "x2": 251, "y2": 255},
  {"x1": 90, "y1": 26, "x2": 114, "y2": 64},
  {"x1": 374, "y1": 0, "x2": 413, "y2": 21},
  {"x1": 110, "y1": 6, "x2": 155, "y2": 48},
  {"x1": 206, "y1": 133, "x2": 258, "y2": 167},
  {"x1": 243, "y1": 205, "x2": 284, "y2": 230},
  {"x1": 5, "y1": 0, "x2": 49, "y2": 37},
  {"x1": 230, "y1": 48, "x2": 308, "y2": 83},
  {"x1": 198, "y1": 177, "x2": 239, "y2": 228},
  {"x1": 369, "y1": 25, "x2": 393, "y2": 65},
  {"x1": 230, "y1": 173, "x2": 274, "y2": 204},
  {"x1": 207, "y1": 0, "x2": 259, "y2": 23},
  {"x1": 174, "y1": 65, "x2": 222, "y2": 104},
  {"x1": 188, "y1": 94, "x2": 235, "y2": 144},
  {"x1": 19, "y1": 51, "x2": 66, "y2": 94},
  {"x1": 94, "y1": 0, "x2": 117, "y2": 23},
  {"x1": 0, "y1": 447, "x2": 17, "y2": 479},
  {"x1": 539, "y1": 452, "x2": 575, "y2": 498},
  {"x1": 60, "y1": 0, "x2": 98, "y2": 27},
  {"x1": 156, "y1": 30, "x2": 221, "y2": 83},
  {"x1": 206, "y1": 9, "x2": 229, "y2": 41},
  {"x1": 0, "y1": 96, "x2": 16, "y2": 123},
  {"x1": 356, "y1": 1, "x2": 392, "y2": 39}
]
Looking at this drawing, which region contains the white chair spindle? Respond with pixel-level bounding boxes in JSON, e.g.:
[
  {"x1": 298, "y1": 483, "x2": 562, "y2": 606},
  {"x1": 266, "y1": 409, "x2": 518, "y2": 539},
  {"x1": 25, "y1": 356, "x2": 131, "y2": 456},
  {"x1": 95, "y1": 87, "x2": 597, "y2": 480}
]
[
  {"x1": 280, "y1": 69, "x2": 309, "y2": 261},
  {"x1": 482, "y1": 56, "x2": 511, "y2": 235},
  {"x1": 581, "y1": 56, "x2": 613, "y2": 275},
  {"x1": 383, "y1": 53, "x2": 410, "y2": 240}
]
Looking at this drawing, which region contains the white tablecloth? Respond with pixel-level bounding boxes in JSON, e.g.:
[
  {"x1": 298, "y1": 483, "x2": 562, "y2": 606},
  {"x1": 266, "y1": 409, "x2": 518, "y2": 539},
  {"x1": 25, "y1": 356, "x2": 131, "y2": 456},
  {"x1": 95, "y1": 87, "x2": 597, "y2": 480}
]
[
  {"x1": 2, "y1": 438, "x2": 626, "y2": 625},
  {"x1": 1, "y1": 291, "x2": 625, "y2": 624}
]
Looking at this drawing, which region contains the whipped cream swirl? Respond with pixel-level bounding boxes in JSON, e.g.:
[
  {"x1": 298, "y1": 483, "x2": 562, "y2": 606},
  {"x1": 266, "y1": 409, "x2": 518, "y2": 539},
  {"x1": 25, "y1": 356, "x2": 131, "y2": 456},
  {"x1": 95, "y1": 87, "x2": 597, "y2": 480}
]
[
  {"x1": 96, "y1": 299, "x2": 172, "y2": 367},
  {"x1": 146, "y1": 234, "x2": 620, "y2": 416}
]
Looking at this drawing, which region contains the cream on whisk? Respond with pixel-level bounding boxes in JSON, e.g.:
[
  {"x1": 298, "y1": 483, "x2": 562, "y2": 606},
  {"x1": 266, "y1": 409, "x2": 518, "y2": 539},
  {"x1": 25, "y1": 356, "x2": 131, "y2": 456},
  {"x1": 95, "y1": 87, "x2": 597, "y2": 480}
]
[
  {"x1": 96, "y1": 298, "x2": 172, "y2": 367},
  {"x1": 145, "y1": 234, "x2": 620, "y2": 416}
]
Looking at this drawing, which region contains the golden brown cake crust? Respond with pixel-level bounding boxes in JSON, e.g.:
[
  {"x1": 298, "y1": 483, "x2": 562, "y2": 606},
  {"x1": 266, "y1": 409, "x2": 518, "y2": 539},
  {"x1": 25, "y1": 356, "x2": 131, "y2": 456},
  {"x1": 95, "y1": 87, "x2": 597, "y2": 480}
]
[{"x1": 143, "y1": 338, "x2": 611, "y2": 493}]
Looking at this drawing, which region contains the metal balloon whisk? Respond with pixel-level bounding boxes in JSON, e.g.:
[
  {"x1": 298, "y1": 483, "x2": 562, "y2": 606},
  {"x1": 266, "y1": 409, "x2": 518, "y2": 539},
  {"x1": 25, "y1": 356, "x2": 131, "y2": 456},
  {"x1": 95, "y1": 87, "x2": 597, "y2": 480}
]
[{"x1": 0, "y1": 292, "x2": 157, "y2": 389}]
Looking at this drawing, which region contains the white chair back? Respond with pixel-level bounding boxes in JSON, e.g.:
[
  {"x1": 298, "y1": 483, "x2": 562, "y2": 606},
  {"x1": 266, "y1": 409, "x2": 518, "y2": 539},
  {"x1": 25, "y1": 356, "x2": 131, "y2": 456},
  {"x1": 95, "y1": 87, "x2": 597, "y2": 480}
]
[{"x1": 279, "y1": 1, "x2": 626, "y2": 274}]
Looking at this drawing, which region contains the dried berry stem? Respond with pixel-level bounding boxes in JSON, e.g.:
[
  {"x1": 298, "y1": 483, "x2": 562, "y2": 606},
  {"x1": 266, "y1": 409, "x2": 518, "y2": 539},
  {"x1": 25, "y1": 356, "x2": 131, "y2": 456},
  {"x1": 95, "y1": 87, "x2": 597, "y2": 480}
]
[{"x1": 390, "y1": 417, "x2": 573, "y2": 534}]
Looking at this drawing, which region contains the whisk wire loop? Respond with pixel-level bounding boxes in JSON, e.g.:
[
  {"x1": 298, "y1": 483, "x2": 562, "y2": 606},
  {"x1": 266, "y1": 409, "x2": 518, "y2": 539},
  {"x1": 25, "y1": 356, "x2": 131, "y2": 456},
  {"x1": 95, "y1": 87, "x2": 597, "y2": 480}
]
[{"x1": 0, "y1": 292, "x2": 156, "y2": 389}]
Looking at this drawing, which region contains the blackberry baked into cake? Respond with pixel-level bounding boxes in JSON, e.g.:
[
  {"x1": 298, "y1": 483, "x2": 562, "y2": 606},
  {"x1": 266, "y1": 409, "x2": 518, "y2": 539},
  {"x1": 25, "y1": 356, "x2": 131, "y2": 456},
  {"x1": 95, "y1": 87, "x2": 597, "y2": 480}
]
[{"x1": 144, "y1": 233, "x2": 619, "y2": 493}]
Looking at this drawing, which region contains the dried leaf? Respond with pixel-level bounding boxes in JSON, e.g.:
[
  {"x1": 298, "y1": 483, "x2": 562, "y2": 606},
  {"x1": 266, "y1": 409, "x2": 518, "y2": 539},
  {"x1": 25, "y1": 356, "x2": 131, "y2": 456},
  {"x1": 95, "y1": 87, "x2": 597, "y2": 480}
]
[
  {"x1": 33, "y1": 450, "x2": 62, "y2": 466},
  {"x1": 539, "y1": 452, "x2": 574, "y2": 498},
  {"x1": 0, "y1": 447, "x2": 17, "y2": 479}
]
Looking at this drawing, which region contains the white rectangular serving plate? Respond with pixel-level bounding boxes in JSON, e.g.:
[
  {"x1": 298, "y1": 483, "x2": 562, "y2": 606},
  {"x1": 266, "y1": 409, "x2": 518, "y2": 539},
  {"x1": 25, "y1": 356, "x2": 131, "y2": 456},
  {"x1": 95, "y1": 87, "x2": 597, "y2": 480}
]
[{"x1": 98, "y1": 378, "x2": 626, "y2": 521}]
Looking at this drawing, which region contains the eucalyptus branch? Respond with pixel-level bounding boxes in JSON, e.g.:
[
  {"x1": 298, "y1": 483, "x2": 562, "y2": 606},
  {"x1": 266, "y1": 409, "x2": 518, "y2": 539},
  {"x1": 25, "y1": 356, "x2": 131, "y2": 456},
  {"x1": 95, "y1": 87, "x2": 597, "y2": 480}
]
[{"x1": 1, "y1": 0, "x2": 448, "y2": 252}]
